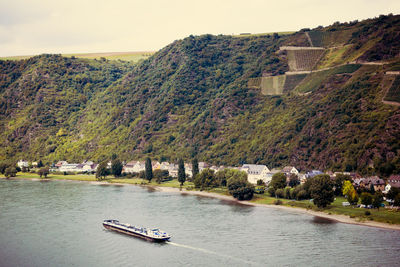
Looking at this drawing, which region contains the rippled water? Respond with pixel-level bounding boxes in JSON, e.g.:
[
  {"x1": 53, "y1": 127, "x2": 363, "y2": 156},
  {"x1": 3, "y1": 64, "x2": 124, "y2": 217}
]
[{"x1": 1, "y1": 179, "x2": 399, "y2": 266}]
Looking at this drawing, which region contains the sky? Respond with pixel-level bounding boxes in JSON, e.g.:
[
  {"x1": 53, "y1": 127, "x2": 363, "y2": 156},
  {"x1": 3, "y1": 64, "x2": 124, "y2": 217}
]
[{"x1": 0, "y1": 0, "x2": 399, "y2": 57}]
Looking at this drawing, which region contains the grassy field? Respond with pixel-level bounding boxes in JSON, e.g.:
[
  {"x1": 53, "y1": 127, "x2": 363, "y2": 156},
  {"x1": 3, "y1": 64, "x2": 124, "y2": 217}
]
[
  {"x1": 3, "y1": 173, "x2": 400, "y2": 225},
  {"x1": 0, "y1": 51, "x2": 155, "y2": 62},
  {"x1": 233, "y1": 31, "x2": 295, "y2": 38}
]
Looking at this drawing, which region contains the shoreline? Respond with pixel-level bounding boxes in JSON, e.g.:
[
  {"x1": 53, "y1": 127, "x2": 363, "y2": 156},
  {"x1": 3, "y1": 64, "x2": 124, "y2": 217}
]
[
  {"x1": 152, "y1": 185, "x2": 400, "y2": 231},
  {"x1": 2, "y1": 176, "x2": 400, "y2": 231}
]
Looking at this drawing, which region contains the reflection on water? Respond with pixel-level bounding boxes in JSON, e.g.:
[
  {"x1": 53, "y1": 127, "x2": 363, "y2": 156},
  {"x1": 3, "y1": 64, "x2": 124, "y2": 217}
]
[
  {"x1": 0, "y1": 179, "x2": 399, "y2": 267},
  {"x1": 312, "y1": 216, "x2": 337, "y2": 224}
]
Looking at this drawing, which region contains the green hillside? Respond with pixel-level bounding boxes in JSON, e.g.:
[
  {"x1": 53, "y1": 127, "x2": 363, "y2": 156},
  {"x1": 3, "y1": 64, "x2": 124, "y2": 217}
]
[{"x1": 0, "y1": 14, "x2": 400, "y2": 177}]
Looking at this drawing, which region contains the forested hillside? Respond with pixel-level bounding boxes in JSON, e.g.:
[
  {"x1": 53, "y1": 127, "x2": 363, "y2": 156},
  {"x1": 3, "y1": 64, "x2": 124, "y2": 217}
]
[{"x1": 1, "y1": 14, "x2": 399, "y2": 176}]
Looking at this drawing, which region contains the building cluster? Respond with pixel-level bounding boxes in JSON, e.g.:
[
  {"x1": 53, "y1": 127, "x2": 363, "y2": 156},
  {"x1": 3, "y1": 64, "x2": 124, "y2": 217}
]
[{"x1": 17, "y1": 159, "x2": 400, "y2": 193}]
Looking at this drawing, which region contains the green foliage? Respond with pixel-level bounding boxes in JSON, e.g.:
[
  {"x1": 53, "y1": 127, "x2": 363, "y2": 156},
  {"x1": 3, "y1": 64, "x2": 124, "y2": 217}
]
[
  {"x1": 4, "y1": 167, "x2": 17, "y2": 178},
  {"x1": 275, "y1": 188, "x2": 284, "y2": 198},
  {"x1": 227, "y1": 176, "x2": 254, "y2": 200},
  {"x1": 342, "y1": 180, "x2": 358, "y2": 204},
  {"x1": 387, "y1": 187, "x2": 400, "y2": 201},
  {"x1": 394, "y1": 194, "x2": 400, "y2": 206},
  {"x1": 270, "y1": 173, "x2": 287, "y2": 190},
  {"x1": 178, "y1": 158, "x2": 186, "y2": 186},
  {"x1": 372, "y1": 192, "x2": 383, "y2": 209},
  {"x1": 96, "y1": 162, "x2": 108, "y2": 180},
  {"x1": 288, "y1": 174, "x2": 300, "y2": 187},
  {"x1": 191, "y1": 158, "x2": 199, "y2": 178},
  {"x1": 310, "y1": 174, "x2": 334, "y2": 208},
  {"x1": 334, "y1": 174, "x2": 351, "y2": 196},
  {"x1": 38, "y1": 167, "x2": 49, "y2": 178},
  {"x1": 194, "y1": 168, "x2": 215, "y2": 189},
  {"x1": 145, "y1": 158, "x2": 153, "y2": 182},
  {"x1": 111, "y1": 158, "x2": 123, "y2": 177},
  {"x1": 37, "y1": 160, "x2": 43, "y2": 168},
  {"x1": 361, "y1": 192, "x2": 373, "y2": 206},
  {"x1": 153, "y1": 169, "x2": 170, "y2": 183}
]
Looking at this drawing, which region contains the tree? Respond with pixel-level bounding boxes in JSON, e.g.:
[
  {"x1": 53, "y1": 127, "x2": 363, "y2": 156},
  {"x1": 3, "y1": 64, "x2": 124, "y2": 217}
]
[
  {"x1": 38, "y1": 167, "x2": 49, "y2": 178},
  {"x1": 96, "y1": 162, "x2": 108, "y2": 180},
  {"x1": 310, "y1": 174, "x2": 334, "y2": 208},
  {"x1": 178, "y1": 158, "x2": 186, "y2": 186},
  {"x1": 145, "y1": 157, "x2": 153, "y2": 182},
  {"x1": 342, "y1": 180, "x2": 358, "y2": 204},
  {"x1": 194, "y1": 168, "x2": 215, "y2": 189},
  {"x1": 394, "y1": 194, "x2": 400, "y2": 206},
  {"x1": 269, "y1": 173, "x2": 287, "y2": 190},
  {"x1": 372, "y1": 192, "x2": 383, "y2": 209},
  {"x1": 111, "y1": 158, "x2": 123, "y2": 177},
  {"x1": 153, "y1": 169, "x2": 169, "y2": 183},
  {"x1": 192, "y1": 158, "x2": 199, "y2": 179},
  {"x1": 334, "y1": 174, "x2": 351, "y2": 196},
  {"x1": 227, "y1": 176, "x2": 254, "y2": 200},
  {"x1": 288, "y1": 174, "x2": 300, "y2": 187},
  {"x1": 387, "y1": 187, "x2": 400, "y2": 201},
  {"x1": 0, "y1": 162, "x2": 9, "y2": 174},
  {"x1": 369, "y1": 183, "x2": 375, "y2": 194},
  {"x1": 37, "y1": 160, "x2": 43, "y2": 168},
  {"x1": 4, "y1": 167, "x2": 17, "y2": 178},
  {"x1": 361, "y1": 192, "x2": 373, "y2": 206}
]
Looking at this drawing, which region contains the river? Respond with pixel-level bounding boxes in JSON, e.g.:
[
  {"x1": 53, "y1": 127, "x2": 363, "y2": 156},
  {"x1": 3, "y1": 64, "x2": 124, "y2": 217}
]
[{"x1": 0, "y1": 179, "x2": 399, "y2": 266}]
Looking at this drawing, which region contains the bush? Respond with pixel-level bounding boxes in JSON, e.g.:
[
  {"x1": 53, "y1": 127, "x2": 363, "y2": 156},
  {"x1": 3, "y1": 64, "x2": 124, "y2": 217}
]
[
  {"x1": 361, "y1": 192, "x2": 373, "y2": 206},
  {"x1": 227, "y1": 177, "x2": 254, "y2": 200},
  {"x1": 4, "y1": 167, "x2": 17, "y2": 178},
  {"x1": 284, "y1": 187, "x2": 291, "y2": 199},
  {"x1": 365, "y1": 210, "x2": 371, "y2": 216},
  {"x1": 297, "y1": 190, "x2": 308, "y2": 200},
  {"x1": 275, "y1": 188, "x2": 284, "y2": 198},
  {"x1": 274, "y1": 199, "x2": 283, "y2": 205},
  {"x1": 268, "y1": 186, "x2": 276, "y2": 197}
]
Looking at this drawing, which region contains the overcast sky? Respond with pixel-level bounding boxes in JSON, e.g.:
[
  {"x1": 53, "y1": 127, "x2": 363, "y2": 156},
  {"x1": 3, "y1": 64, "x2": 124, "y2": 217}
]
[{"x1": 0, "y1": 0, "x2": 399, "y2": 56}]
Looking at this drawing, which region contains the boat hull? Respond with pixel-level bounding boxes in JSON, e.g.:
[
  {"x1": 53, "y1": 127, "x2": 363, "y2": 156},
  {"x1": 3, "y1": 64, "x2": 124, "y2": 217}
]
[{"x1": 103, "y1": 223, "x2": 170, "y2": 242}]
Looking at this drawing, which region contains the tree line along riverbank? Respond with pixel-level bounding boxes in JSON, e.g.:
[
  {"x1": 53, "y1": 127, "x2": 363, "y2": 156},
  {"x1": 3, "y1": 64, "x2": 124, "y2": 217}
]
[{"x1": 1, "y1": 172, "x2": 400, "y2": 228}]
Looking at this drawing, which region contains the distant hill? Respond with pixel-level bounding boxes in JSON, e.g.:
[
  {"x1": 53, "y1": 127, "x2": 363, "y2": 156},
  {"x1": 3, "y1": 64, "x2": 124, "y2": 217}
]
[
  {"x1": 0, "y1": 51, "x2": 155, "y2": 63},
  {"x1": 0, "y1": 14, "x2": 399, "y2": 177}
]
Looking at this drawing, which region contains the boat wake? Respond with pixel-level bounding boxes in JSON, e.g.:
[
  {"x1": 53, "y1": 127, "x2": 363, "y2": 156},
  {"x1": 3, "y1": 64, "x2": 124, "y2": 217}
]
[{"x1": 167, "y1": 241, "x2": 259, "y2": 266}]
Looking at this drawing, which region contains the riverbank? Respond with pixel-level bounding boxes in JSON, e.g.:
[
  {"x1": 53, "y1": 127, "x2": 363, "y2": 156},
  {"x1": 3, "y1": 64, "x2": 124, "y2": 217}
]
[
  {"x1": 153, "y1": 185, "x2": 400, "y2": 231},
  {"x1": 2, "y1": 174, "x2": 400, "y2": 231}
]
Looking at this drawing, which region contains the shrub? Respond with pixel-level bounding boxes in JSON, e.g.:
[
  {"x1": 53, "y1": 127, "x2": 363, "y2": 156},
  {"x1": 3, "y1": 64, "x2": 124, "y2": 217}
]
[
  {"x1": 274, "y1": 199, "x2": 283, "y2": 205},
  {"x1": 365, "y1": 211, "x2": 371, "y2": 216},
  {"x1": 227, "y1": 177, "x2": 255, "y2": 200},
  {"x1": 275, "y1": 188, "x2": 284, "y2": 198},
  {"x1": 296, "y1": 189, "x2": 308, "y2": 200}
]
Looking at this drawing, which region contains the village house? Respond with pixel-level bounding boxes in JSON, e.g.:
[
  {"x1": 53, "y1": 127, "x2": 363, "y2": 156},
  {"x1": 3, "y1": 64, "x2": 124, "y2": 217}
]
[
  {"x1": 305, "y1": 170, "x2": 323, "y2": 178},
  {"x1": 241, "y1": 164, "x2": 271, "y2": 184},
  {"x1": 387, "y1": 175, "x2": 400, "y2": 189},
  {"x1": 198, "y1": 162, "x2": 209, "y2": 172},
  {"x1": 123, "y1": 161, "x2": 145, "y2": 174},
  {"x1": 17, "y1": 160, "x2": 29, "y2": 168},
  {"x1": 358, "y1": 176, "x2": 385, "y2": 192},
  {"x1": 282, "y1": 166, "x2": 299, "y2": 177}
]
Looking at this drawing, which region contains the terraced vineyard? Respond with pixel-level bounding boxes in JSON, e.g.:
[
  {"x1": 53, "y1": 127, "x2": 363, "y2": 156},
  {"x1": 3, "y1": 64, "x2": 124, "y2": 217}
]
[
  {"x1": 283, "y1": 74, "x2": 307, "y2": 93},
  {"x1": 384, "y1": 75, "x2": 400, "y2": 103},
  {"x1": 294, "y1": 64, "x2": 362, "y2": 93},
  {"x1": 287, "y1": 49, "x2": 325, "y2": 71},
  {"x1": 260, "y1": 75, "x2": 286, "y2": 95},
  {"x1": 308, "y1": 29, "x2": 356, "y2": 47}
]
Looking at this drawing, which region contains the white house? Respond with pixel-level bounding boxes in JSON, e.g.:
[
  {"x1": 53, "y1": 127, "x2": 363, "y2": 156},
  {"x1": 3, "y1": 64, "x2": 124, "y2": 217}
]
[
  {"x1": 17, "y1": 160, "x2": 29, "y2": 168},
  {"x1": 59, "y1": 164, "x2": 81, "y2": 172},
  {"x1": 282, "y1": 166, "x2": 299, "y2": 176},
  {"x1": 123, "y1": 161, "x2": 145, "y2": 173},
  {"x1": 241, "y1": 164, "x2": 271, "y2": 184}
]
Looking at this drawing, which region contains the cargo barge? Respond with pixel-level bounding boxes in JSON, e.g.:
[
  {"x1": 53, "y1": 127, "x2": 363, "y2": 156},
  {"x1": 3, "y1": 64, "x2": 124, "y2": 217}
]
[{"x1": 103, "y1": 219, "x2": 171, "y2": 242}]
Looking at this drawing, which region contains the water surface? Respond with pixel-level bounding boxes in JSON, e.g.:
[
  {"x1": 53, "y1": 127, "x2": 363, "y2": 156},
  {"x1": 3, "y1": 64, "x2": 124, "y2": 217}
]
[{"x1": 0, "y1": 180, "x2": 399, "y2": 266}]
